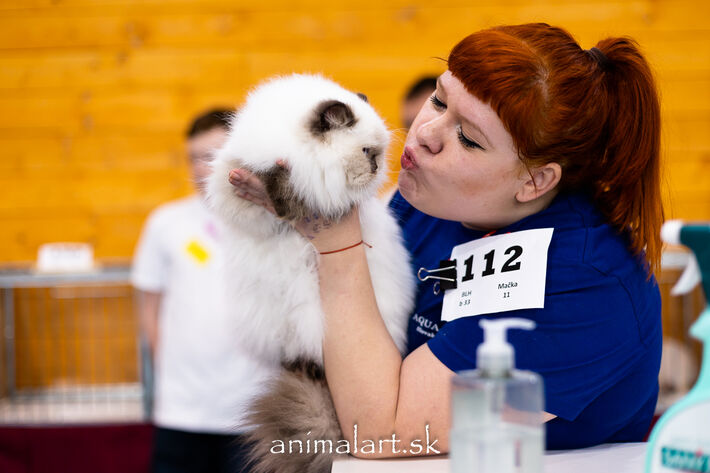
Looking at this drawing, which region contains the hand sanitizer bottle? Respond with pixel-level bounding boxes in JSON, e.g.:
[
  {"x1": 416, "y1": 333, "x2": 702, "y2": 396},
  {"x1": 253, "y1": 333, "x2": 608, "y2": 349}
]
[{"x1": 450, "y1": 318, "x2": 544, "y2": 473}]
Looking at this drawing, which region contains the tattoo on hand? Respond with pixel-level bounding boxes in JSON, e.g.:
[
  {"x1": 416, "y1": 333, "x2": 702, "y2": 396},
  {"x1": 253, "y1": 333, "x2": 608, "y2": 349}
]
[{"x1": 299, "y1": 212, "x2": 335, "y2": 241}]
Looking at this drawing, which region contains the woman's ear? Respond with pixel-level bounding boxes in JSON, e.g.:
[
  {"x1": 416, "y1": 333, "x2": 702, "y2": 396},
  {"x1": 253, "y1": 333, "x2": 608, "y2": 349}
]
[{"x1": 516, "y1": 163, "x2": 562, "y2": 203}]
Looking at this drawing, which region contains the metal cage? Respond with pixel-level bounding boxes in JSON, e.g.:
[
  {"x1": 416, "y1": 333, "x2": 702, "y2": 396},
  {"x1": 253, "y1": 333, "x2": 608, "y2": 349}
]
[{"x1": 0, "y1": 267, "x2": 151, "y2": 425}]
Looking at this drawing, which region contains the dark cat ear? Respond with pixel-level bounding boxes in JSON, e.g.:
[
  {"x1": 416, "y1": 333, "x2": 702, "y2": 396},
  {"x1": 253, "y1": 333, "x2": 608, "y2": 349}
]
[
  {"x1": 356, "y1": 92, "x2": 368, "y2": 103},
  {"x1": 258, "y1": 164, "x2": 309, "y2": 221},
  {"x1": 309, "y1": 100, "x2": 357, "y2": 136}
]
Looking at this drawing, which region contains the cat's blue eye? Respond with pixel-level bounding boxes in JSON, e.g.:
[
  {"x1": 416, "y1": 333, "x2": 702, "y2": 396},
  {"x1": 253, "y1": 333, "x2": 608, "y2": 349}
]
[
  {"x1": 457, "y1": 125, "x2": 484, "y2": 151},
  {"x1": 430, "y1": 95, "x2": 446, "y2": 109}
]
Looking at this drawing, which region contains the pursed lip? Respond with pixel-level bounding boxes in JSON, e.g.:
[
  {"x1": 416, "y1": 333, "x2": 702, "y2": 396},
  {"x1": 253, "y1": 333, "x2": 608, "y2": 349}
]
[{"x1": 401, "y1": 146, "x2": 418, "y2": 170}]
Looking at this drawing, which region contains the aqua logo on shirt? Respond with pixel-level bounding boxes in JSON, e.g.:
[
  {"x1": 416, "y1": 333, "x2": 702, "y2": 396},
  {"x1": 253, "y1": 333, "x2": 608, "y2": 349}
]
[
  {"x1": 661, "y1": 447, "x2": 709, "y2": 472},
  {"x1": 411, "y1": 313, "x2": 440, "y2": 339}
]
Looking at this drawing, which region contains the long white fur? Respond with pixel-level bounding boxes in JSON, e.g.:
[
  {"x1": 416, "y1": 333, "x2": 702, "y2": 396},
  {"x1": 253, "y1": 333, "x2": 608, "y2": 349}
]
[{"x1": 206, "y1": 73, "x2": 415, "y2": 366}]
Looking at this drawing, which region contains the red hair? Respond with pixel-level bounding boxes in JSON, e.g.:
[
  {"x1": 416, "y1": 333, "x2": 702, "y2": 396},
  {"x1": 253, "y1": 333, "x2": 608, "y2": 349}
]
[{"x1": 448, "y1": 23, "x2": 663, "y2": 275}]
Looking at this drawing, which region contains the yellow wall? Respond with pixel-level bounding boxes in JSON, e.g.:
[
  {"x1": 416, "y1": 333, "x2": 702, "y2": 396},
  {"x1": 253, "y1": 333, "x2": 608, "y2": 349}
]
[{"x1": 1, "y1": 0, "x2": 709, "y2": 263}]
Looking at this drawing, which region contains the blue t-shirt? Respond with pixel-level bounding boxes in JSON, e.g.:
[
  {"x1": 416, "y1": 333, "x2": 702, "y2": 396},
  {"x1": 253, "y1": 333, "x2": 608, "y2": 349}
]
[{"x1": 388, "y1": 190, "x2": 662, "y2": 450}]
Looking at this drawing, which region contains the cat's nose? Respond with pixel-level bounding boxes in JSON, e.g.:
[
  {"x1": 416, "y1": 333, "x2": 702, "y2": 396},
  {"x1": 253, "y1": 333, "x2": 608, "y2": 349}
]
[{"x1": 363, "y1": 147, "x2": 378, "y2": 172}]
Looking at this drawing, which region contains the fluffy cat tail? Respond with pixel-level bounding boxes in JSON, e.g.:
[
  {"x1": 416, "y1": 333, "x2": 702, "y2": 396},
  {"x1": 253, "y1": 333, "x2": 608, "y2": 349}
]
[{"x1": 243, "y1": 361, "x2": 344, "y2": 473}]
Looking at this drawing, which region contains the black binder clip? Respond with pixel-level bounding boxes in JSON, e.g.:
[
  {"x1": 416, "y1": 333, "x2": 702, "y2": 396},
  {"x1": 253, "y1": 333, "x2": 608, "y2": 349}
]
[{"x1": 417, "y1": 259, "x2": 457, "y2": 295}]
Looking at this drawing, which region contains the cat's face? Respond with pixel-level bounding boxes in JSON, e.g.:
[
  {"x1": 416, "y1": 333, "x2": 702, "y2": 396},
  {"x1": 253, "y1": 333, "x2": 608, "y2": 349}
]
[
  {"x1": 261, "y1": 96, "x2": 387, "y2": 220},
  {"x1": 209, "y1": 74, "x2": 390, "y2": 224}
]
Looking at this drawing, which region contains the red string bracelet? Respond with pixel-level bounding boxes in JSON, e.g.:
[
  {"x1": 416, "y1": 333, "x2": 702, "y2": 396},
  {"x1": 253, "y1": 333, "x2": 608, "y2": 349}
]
[{"x1": 319, "y1": 240, "x2": 373, "y2": 255}]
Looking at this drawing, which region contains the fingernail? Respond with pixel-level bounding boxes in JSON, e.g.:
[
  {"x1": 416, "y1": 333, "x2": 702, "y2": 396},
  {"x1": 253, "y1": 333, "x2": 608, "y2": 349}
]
[{"x1": 230, "y1": 170, "x2": 242, "y2": 182}]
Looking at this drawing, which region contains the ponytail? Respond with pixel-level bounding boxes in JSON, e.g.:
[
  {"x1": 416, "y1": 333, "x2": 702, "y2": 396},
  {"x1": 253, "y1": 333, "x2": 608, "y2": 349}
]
[{"x1": 589, "y1": 38, "x2": 663, "y2": 275}]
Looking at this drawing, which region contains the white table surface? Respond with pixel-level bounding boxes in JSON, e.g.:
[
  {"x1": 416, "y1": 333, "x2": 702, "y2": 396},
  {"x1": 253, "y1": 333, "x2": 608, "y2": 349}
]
[{"x1": 332, "y1": 442, "x2": 648, "y2": 473}]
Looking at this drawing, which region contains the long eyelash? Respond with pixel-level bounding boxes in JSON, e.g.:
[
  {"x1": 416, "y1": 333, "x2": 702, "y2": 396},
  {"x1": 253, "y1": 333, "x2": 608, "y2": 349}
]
[
  {"x1": 430, "y1": 95, "x2": 446, "y2": 109},
  {"x1": 457, "y1": 126, "x2": 483, "y2": 150},
  {"x1": 429, "y1": 96, "x2": 483, "y2": 150}
]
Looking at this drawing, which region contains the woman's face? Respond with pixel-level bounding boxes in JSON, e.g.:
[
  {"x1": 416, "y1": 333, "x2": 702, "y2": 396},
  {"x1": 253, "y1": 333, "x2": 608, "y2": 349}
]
[{"x1": 398, "y1": 71, "x2": 530, "y2": 231}]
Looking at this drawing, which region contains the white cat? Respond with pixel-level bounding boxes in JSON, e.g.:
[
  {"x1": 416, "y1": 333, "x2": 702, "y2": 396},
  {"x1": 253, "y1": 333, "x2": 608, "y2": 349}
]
[{"x1": 206, "y1": 74, "x2": 416, "y2": 473}]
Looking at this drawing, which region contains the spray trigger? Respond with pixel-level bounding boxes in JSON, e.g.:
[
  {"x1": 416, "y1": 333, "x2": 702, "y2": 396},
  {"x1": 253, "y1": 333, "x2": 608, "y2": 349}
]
[
  {"x1": 672, "y1": 254, "x2": 701, "y2": 296},
  {"x1": 662, "y1": 220, "x2": 703, "y2": 295}
]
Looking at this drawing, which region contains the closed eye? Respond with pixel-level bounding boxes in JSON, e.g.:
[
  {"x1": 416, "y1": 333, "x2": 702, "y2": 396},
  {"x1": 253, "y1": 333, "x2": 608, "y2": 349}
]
[
  {"x1": 431, "y1": 94, "x2": 484, "y2": 151},
  {"x1": 430, "y1": 94, "x2": 446, "y2": 110},
  {"x1": 457, "y1": 125, "x2": 484, "y2": 151}
]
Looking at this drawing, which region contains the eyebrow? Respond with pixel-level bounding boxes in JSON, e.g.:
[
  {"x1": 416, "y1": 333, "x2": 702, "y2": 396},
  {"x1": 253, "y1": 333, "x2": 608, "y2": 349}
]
[{"x1": 437, "y1": 76, "x2": 493, "y2": 149}]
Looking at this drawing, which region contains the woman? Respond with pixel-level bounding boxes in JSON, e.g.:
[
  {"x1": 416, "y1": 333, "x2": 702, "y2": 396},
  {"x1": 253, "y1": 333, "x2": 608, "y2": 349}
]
[{"x1": 229, "y1": 23, "x2": 663, "y2": 454}]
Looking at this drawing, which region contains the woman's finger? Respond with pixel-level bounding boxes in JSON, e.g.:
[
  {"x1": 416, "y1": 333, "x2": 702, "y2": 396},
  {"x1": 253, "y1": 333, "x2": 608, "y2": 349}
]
[
  {"x1": 229, "y1": 169, "x2": 266, "y2": 198},
  {"x1": 247, "y1": 192, "x2": 273, "y2": 211},
  {"x1": 228, "y1": 169, "x2": 247, "y2": 187},
  {"x1": 228, "y1": 168, "x2": 277, "y2": 215}
]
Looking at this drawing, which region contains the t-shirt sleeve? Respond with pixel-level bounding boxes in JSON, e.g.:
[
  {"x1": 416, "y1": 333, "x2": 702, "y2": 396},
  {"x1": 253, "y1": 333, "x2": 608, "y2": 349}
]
[
  {"x1": 427, "y1": 263, "x2": 652, "y2": 422},
  {"x1": 131, "y1": 209, "x2": 169, "y2": 293}
]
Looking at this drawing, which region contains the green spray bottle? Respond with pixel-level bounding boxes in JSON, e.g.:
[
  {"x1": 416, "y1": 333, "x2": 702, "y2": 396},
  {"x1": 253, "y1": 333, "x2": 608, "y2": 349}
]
[{"x1": 645, "y1": 220, "x2": 710, "y2": 473}]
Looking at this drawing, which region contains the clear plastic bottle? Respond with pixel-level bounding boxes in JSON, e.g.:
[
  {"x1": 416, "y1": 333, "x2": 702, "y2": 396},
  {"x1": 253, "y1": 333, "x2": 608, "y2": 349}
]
[{"x1": 450, "y1": 318, "x2": 544, "y2": 473}]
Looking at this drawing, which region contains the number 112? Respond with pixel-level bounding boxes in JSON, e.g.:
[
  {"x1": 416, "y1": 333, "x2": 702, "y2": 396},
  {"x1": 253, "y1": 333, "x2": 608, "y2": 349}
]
[{"x1": 461, "y1": 245, "x2": 523, "y2": 282}]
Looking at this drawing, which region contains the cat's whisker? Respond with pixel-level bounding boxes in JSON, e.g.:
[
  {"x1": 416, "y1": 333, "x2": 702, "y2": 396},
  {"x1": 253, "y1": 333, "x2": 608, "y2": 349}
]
[{"x1": 387, "y1": 132, "x2": 408, "y2": 148}]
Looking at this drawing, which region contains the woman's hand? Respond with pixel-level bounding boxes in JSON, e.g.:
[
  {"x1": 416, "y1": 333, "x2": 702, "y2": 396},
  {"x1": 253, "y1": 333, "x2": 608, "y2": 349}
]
[
  {"x1": 228, "y1": 167, "x2": 277, "y2": 215},
  {"x1": 228, "y1": 164, "x2": 363, "y2": 253}
]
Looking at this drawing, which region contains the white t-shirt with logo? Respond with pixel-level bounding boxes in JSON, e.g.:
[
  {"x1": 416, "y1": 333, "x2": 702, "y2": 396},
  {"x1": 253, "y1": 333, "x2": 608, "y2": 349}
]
[{"x1": 132, "y1": 195, "x2": 276, "y2": 433}]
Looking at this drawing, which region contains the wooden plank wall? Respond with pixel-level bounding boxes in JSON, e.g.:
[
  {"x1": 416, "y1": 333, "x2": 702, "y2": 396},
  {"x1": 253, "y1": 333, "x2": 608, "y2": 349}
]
[{"x1": 0, "y1": 0, "x2": 708, "y2": 263}]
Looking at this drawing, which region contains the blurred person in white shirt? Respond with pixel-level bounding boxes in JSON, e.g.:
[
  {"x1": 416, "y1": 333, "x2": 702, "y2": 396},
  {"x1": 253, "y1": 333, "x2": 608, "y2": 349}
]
[{"x1": 132, "y1": 109, "x2": 275, "y2": 473}]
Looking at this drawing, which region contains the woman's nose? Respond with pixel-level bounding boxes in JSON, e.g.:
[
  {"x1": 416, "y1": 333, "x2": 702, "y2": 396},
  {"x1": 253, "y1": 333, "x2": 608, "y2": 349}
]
[{"x1": 415, "y1": 115, "x2": 444, "y2": 155}]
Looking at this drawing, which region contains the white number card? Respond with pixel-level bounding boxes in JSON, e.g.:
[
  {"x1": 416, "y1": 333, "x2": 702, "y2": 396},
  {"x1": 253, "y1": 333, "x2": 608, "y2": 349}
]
[{"x1": 441, "y1": 228, "x2": 554, "y2": 322}]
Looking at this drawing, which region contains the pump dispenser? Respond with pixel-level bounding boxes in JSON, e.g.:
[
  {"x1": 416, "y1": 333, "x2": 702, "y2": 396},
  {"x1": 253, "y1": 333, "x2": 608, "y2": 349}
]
[
  {"x1": 450, "y1": 318, "x2": 544, "y2": 473},
  {"x1": 645, "y1": 221, "x2": 710, "y2": 473},
  {"x1": 477, "y1": 318, "x2": 536, "y2": 377}
]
